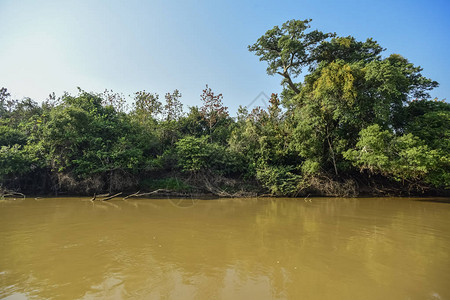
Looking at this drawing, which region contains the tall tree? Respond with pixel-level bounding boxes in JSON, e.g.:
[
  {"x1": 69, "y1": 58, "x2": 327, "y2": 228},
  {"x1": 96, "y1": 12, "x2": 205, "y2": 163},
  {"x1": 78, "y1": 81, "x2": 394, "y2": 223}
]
[
  {"x1": 159, "y1": 90, "x2": 184, "y2": 147},
  {"x1": 0, "y1": 87, "x2": 11, "y2": 117},
  {"x1": 249, "y1": 19, "x2": 333, "y2": 94},
  {"x1": 133, "y1": 91, "x2": 162, "y2": 122},
  {"x1": 163, "y1": 89, "x2": 183, "y2": 121},
  {"x1": 102, "y1": 89, "x2": 128, "y2": 113},
  {"x1": 199, "y1": 84, "x2": 229, "y2": 142}
]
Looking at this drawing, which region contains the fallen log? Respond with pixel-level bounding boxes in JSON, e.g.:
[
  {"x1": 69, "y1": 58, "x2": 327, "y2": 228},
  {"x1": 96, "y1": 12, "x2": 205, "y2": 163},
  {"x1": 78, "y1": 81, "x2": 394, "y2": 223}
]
[
  {"x1": 136, "y1": 189, "x2": 171, "y2": 196},
  {"x1": 124, "y1": 189, "x2": 172, "y2": 199},
  {"x1": 123, "y1": 191, "x2": 140, "y2": 200},
  {"x1": 97, "y1": 193, "x2": 111, "y2": 198},
  {"x1": 101, "y1": 192, "x2": 123, "y2": 201}
]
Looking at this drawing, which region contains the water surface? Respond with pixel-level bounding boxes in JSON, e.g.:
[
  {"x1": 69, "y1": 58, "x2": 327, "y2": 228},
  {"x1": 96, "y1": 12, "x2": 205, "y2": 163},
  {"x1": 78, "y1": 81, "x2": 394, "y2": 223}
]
[{"x1": 1, "y1": 197, "x2": 449, "y2": 299}]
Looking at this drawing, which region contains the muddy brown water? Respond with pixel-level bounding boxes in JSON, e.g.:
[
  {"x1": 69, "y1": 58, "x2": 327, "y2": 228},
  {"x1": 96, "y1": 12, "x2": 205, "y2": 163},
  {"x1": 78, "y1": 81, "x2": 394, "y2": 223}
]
[{"x1": 0, "y1": 197, "x2": 449, "y2": 299}]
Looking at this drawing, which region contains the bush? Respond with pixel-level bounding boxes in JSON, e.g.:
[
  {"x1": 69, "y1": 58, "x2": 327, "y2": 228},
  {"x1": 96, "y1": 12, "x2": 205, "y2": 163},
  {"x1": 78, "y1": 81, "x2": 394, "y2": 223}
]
[
  {"x1": 344, "y1": 124, "x2": 448, "y2": 188},
  {"x1": 175, "y1": 136, "x2": 239, "y2": 175},
  {"x1": 256, "y1": 164, "x2": 301, "y2": 196}
]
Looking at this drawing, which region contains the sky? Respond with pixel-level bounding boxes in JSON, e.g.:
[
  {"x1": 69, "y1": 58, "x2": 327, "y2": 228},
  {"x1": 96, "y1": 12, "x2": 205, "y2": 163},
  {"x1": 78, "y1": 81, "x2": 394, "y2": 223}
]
[{"x1": 1, "y1": 0, "x2": 449, "y2": 114}]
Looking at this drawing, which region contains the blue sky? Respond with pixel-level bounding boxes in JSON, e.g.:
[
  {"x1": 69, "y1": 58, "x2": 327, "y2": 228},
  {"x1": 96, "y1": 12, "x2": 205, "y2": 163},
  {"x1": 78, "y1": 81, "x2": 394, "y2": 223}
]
[{"x1": 1, "y1": 0, "x2": 449, "y2": 113}]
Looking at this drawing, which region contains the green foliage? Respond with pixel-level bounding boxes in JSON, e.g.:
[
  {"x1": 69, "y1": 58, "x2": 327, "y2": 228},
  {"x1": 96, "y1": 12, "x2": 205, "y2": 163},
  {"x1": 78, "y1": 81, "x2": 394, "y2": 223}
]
[
  {"x1": 247, "y1": 19, "x2": 446, "y2": 193},
  {"x1": 179, "y1": 106, "x2": 208, "y2": 137},
  {"x1": 175, "y1": 136, "x2": 210, "y2": 172},
  {"x1": 248, "y1": 19, "x2": 333, "y2": 93},
  {"x1": 0, "y1": 87, "x2": 12, "y2": 118},
  {"x1": 404, "y1": 99, "x2": 450, "y2": 150},
  {"x1": 229, "y1": 119, "x2": 260, "y2": 176},
  {"x1": 344, "y1": 125, "x2": 448, "y2": 187},
  {"x1": 0, "y1": 125, "x2": 27, "y2": 146},
  {"x1": 0, "y1": 145, "x2": 31, "y2": 180},
  {"x1": 256, "y1": 164, "x2": 301, "y2": 196},
  {"x1": 312, "y1": 36, "x2": 384, "y2": 64},
  {"x1": 132, "y1": 90, "x2": 162, "y2": 123},
  {"x1": 101, "y1": 89, "x2": 128, "y2": 113},
  {"x1": 408, "y1": 110, "x2": 449, "y2": 150},
  {"x1": 42, "y1": 91, "x2": 152, "y2": 179},
  {"x1": 163, "y1": 90, "x2": 183, "y2": 121},
  {"x1": 301, "y1": 159, "x2": 321, "y2": 175},
  {"x1": 199, "y1": 85, "x2": 230, "y2": 143},
  {"x1": 175, "y1": 136, "x2": 238, "y2": 175},
  {"x1": 287, "y1": 51, "x2": 438, "y2": 176}
]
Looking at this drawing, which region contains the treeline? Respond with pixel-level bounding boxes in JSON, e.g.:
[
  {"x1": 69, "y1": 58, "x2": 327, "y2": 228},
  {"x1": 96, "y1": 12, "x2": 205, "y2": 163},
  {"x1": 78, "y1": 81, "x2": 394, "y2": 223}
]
[{"x1": 1, "y1": 19, "x2": 449, "y2": 197}]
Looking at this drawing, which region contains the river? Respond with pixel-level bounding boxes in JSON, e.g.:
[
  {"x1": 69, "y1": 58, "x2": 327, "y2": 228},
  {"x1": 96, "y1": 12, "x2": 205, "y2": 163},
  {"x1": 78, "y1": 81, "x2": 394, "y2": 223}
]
[{"x1": 1, "y1": 197, "x2": 449, "y2": 299}]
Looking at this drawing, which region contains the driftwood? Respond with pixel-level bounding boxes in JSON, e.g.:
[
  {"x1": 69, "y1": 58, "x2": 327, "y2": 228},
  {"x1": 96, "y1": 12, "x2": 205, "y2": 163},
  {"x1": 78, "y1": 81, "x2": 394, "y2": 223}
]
[
  {"x1": 90, "y1": 193, "x2": 97, "y2": 201},
  {"x1": 90, "y1": 192, "x2": 122, "y2": 201},
  {"x1": 136, "y1": 189, "x2": 171, "y2": 196},
  {"x1": 124, "y1": 189, "x2": 172, "y2": 199},
  {"x1": 123, "y1": 191, "x2": 140, "y2": 200},
  {"x1": 101, "y1": 192, "x2": 123, "y2": 201},
  {"x1": 97, "y1": 193, "x2": 111, "y2": 198},
  {"x1": 0, "y1": 189, "x2": 26, "y2": 199}
]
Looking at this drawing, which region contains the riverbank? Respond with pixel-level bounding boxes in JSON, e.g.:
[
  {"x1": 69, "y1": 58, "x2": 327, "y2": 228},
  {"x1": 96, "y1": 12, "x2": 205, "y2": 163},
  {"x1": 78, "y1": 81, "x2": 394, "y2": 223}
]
[{"x1": 2, "y1": 172, "x2": 448, "y2": 199}]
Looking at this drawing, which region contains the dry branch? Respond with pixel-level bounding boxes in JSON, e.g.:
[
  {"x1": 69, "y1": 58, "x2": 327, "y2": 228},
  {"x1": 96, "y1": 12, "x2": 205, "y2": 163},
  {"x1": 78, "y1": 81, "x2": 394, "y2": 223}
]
[
  {"x1": 202, "y1": 175, "x2": 235, "y2": 197},
  {"x1": 101, "y1": 192, "x2": 123, "y2": 201},
  {"x1": 123, "y1": 191, "x2": 140, "y2": 200},
  {"x1": 134, "y1": 189, "x2": 171, "y2": 197},
  {"x1": 0, "y1": 189, "x2": 26, "y2": 199},
  {"x1": 97, "y1": 193, "x2": 111, "y2": 198},
  {"x1": 124, "y1": 189, "x2": 179, "y2": 199}
]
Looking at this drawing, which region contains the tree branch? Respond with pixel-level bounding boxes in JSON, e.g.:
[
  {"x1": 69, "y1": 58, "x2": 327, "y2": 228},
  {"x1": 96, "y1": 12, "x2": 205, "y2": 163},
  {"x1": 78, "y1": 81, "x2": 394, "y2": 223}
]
[{"x1": 284, "y1": 73, "x2": 301, "y2": 94}]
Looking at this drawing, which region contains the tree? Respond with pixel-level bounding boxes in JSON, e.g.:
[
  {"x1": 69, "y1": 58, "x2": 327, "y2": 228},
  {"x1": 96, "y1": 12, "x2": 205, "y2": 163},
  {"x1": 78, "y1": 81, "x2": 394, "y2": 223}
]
[
  {"x1": 344, "y1": 124, "x2": 448, "y2": 188},
  {"x1": 0, "y1": 87, "x2": 11, "y2": 117},
  {"x1": 175, "y1": 135, "x2": 238, "y2": 175},
  {"x1": 286, "y1": 53, "x2": 439, "y2": 176},
  {"x1": 163, "y1": 89, "x2": 183, "y2": 121},
  {"x1": 158, "y1": 90, "x2": 184, "y2": 148},
  {"x1": 229, "y1": 95, "x2": 300, "y2": 194},
  {"x1": 178, "y1": 106, "x2": 208, "y2": 138},
  {"x1": 404, "y1": 99, "x2": 450, "y2": 150},
  {"x1": 102, "y1": 89, "x2": 128, "y2": 113},
  {"x1": 41, "y1": 91, "x2": 151, "y2": 193},
  {"x1": 133, "y1": 90, "x2": 162, "y2": 122},
  {"x1": 199, "y1": 85, "x2": 229, "y2": 142},
  {"x1": 0, "y1": 125, "x2": 27, "y2": 147},
  {"x1": 249, "y1": 19, "x2": 333, "y2": 94},
  {"x1": 0, "y1": 145, "x2": 31, "y2": 183},
  {"x1": 311, "y1": 36, "x2": 384, "y2": 65}
]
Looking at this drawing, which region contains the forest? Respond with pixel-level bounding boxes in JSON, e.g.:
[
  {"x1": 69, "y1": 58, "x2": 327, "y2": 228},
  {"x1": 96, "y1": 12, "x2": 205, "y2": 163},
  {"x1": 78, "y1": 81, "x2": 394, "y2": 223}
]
[{"x1": 1, "y1": 19, "x2": 449, "y2": 197}]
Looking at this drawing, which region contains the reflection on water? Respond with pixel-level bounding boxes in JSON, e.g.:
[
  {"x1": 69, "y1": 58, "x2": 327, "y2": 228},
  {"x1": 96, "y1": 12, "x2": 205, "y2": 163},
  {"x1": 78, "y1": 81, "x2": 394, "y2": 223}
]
[{"x1": 0, "y1": 197, "x2": 449, "y2": 299}]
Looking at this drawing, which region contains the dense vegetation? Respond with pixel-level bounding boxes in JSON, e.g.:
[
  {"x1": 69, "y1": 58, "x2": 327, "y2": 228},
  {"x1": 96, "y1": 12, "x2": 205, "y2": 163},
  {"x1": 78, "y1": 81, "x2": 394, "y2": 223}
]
[{"x1": 1, "y1": 19, "x2": 449, "y2": 197}]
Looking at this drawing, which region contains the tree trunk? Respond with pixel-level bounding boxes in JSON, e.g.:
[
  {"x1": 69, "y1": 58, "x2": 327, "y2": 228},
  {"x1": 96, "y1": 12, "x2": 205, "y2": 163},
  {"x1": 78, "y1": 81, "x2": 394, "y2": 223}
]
[
  {"x1": 283, "y1": 73, "x2": 300, "y2": 94},
  {"x1": 326, "y1": 126, "x2": 338, "y2": 176}
]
